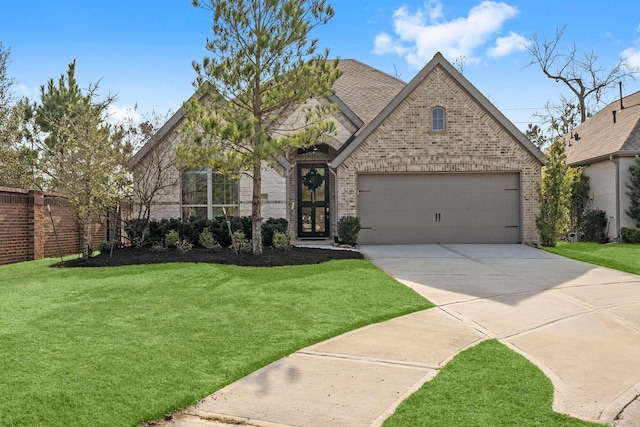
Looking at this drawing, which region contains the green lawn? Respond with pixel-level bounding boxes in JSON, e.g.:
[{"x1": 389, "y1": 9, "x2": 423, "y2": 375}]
[
  {"x1": 384, "y1": 340, "x2": 604, "y2": 427},
  {"x1": 0, "y1": 257, "x2": 431, "y2": 426},
  {"x1": 2, "y1": 247, "x2": 620, "y2": 427},
  {"x1": 544, "y1": 242, "x2": 640, "y2": 275}
]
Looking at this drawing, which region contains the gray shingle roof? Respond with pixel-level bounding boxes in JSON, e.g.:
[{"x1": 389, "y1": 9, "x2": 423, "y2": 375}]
[
  {"x1": 566, "y1": 90, "x2": 640, "y2": 165},
  {"x1": 332, "y1": 59, "x2": 405, "y2": 124}
]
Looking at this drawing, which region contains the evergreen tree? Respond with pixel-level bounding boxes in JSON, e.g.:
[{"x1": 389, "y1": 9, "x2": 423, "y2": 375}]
[
  {"x1": 0, "y1": 43, "x2": 37, "y2": 189},
  {"x1": 23, "y1": 61, "x2": 132, "y2": 259},
  {"x1": 177, "y1": 0, "x2": 341, "y2": 255},
  {"x1": 569, "y1": 168, "x2": 590, "y2": 234},
  {"x1": 536, "y1": 137, "x2": 572, "y2": 246},
  {"x1": 626, "y1": 156, "x2": 640, "y2": 227}
]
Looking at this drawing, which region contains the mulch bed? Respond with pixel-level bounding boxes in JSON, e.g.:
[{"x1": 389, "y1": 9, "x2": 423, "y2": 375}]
[{"x1": 54, "y1": 245, "x2": 364, "y2": 268}]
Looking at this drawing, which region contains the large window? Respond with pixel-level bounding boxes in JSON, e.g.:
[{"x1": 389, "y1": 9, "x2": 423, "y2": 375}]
[
  {"x1": 181, "y1": 169, "x2": 239, "y2": 220},
  {"x1": 432, "y1": 107, "x2": 445, "y2": 131}
]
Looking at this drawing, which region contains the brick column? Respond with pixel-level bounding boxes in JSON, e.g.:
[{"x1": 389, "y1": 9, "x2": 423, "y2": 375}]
[{"x1": 28, "y1": 190, "x2": 45, "y2": 260}]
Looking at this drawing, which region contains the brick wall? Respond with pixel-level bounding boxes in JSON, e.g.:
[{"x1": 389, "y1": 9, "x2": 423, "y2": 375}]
[
  {"x1": 0, "y1": 187, "x2": 109, "y2": 265},
  {"x1": 0, "y1": 188, "x2": 32, "y2": 264}
]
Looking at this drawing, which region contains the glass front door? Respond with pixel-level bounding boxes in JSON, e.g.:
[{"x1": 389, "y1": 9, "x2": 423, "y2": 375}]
[{"x1": 297, "y1": 164, "x2": 329, "y2": 238}]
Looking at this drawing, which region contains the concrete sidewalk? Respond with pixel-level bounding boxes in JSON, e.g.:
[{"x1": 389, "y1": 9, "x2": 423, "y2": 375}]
[
  {"x1": 160, "y1": 308, "x2": 484, "y2": 426},
  {"x1": 156, "y1": 244, "x2": 640, "y2": 426}
]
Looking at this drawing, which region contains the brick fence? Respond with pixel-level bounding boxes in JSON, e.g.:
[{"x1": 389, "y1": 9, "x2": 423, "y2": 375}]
[{"x1": 0, "y1": 187, "x2": 111, "y2": 265}]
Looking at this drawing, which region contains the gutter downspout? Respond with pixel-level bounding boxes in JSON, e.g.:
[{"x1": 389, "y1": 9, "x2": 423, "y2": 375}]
[{"x1": 610, "y1": 155, "x2": 621, "y2": 241}]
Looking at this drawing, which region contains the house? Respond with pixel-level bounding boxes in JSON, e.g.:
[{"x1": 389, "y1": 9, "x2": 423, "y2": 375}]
[
  {"x1": 565, "y1": 90, "x2": 640, "y2": 240},
  {"x1": 130, "y1": 53, "x2": 543, "y2": 245}
]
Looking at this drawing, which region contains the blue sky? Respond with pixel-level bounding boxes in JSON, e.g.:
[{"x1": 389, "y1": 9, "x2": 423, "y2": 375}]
[{"x1": 3, "y1": 0, "x2": 640, "y2": 131}]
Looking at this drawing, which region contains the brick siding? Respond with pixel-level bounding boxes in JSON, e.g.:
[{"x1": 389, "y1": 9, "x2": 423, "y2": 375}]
[{"x1": 336, "y1": 65, "x2": 541, "y2": 243}]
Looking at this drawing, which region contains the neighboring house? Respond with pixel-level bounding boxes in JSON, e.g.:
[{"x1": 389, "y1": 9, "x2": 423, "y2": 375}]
[
  {"x1": 565, "y1": 90, "x2": 640, "y2": 240},
  {"x1": 130, "y1": 53, "x2": 543, "y2": 245}
]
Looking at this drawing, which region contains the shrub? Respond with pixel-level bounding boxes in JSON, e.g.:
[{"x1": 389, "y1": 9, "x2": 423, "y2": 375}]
[
  {"x1": 158, "y1": 218, "x2": 187, "y2": 243},
  {"x1": 263, "y1": 218, "x2": 288, "y2": 247},
  {"x1": 176, "y1": 239, "x2": 193, "y2": 254},
  {"x1": 97, "y1": 241, "x2": 120, "y2": 253},
  {"x1": 211, "y1": 216, "x2": 252, "y2": 247},
  {"x1": 198, "y1": 229, "x2": 221, "y2": 250},
  {"x1": 272, "y1": 231, "x2": 293, "y2": 251},
  {"x1": 150, "y1": 241, "x2": 166, "y2": 252},
  {"x1": 621, "y1": 227, "x2": 640, "y2": 243},
  {"x1": 626, "y1": 156, "x2": 640, "y2": 226},
  {"x1": 337, "y1": 216, "x2": 361, "y2": 244},
  {"x1": 230, "y1": 230, "x2": 250, "y2": 254},
  {"x1": 164, "y1": 230, "x2": 180, "y2": 248},
  {"x1": 579, "y1": 208, "x2": 608, "y2": 242}
]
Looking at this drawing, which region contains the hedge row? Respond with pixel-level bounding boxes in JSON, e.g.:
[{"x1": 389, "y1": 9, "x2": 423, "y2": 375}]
[
  {"x1": 124, "y1": 217, "x2": 288, "y2": 248},
  {"x1": 621, "y1": 227, "x2": 640, "y2": 244}
]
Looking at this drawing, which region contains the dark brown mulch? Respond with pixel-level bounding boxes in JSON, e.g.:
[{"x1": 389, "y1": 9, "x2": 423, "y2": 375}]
[{"x1": 54, "y1": 245, "x2": 363, "y2": 268}]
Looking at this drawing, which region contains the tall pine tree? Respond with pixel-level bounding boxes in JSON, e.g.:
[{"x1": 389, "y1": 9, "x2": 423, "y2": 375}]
[{"x1": 177, "y1": 0, "x2": 341, "y2": 255}]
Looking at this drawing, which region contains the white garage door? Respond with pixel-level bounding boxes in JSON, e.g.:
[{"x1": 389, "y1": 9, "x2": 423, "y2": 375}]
[{"x1": 357, "y1": 173, "x2": 521, "y2": 244}]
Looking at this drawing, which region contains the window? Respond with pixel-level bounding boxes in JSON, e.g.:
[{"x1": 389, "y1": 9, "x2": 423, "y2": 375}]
[
  {"x1": 181, "y1": 169, "x2": 239, "y2": 220},
  {"x1": 432, "y1": 107, "x2": 445, "y2": 131},
  {"x1": 211, "y1": 173, "x2": 239, "y2": 217}
]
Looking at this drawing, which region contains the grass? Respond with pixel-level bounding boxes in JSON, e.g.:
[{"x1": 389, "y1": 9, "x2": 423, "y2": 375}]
[
  {"x1": 0, "y1": 257, "x2": 431, "y2": 427},
  {"x1": 544, "y1": 241, "x2": 640, "y2": 275},
  {"x1": 383, "y1": 340, "x2": 604, "y2": 427}
]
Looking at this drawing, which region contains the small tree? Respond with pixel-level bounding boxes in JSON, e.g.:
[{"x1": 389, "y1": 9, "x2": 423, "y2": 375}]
[
  {"x1": 536, "y1": 137, "x2": 572, "y2": 246},
  {"x1": 626, "y1": 156, "x2": 640, "y2": 227},
  {"x1": 23, "y1": 61, "x2": 132, "y2": 259},
  {"x1": 177, "y1": 0, "x2": 341, "y2": 255},
  {"x1": 126, "y1": 111, "x2": 179, "y2": 246},
  {"x1": 569, "y1": 168, "x2": 590, "y2": 234}
]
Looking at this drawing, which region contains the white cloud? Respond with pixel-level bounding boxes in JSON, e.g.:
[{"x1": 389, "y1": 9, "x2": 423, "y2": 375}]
[
  {"x1": 373, "y1": 0, "x2": 521, "y2": 67},
  {"x1": 107, "y1": 105, "x2": 141, "y2": 125},
  {"x1": 488, "y1": 31, "x2": 529, "y2": 57},
  {"x1": 15, "y1": 84, "x2": 39, "y2": 99},
  {"x1": 621, "y1": 47, "x2": 640, "y2": 70}
]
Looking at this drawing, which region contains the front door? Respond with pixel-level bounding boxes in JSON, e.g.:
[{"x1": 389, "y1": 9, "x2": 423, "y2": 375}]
[{"x1": 297, "y1": 164, "x2": 330, "y2": 238}]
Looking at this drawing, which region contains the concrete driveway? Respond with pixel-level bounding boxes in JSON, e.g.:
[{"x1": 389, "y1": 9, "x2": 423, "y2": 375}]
[
  {"x1": 360, "y1": 244, "x2": 640, "y2": 425},
  {"x1": 159, "y1": 244, "x2": 640, "y2": 427}
]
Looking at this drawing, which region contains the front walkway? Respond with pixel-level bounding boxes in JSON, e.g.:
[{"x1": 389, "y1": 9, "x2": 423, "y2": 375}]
[{"x1": 156, "y1": 244, "x2": 640, "y2": 426}]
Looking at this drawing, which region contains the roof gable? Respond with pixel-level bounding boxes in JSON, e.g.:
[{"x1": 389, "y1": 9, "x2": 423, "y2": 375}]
[
  {"x1": 333, "y1": 52, "x2": 544, "y2": 167},
  {"x1": 566, "y1": 91, "x2": 640, "y2": 165},
  {"x1": 130, "y1": 60, "x2": 404, "y2": 169}
]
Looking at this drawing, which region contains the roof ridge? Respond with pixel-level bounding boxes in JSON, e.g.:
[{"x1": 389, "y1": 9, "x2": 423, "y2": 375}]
[{"x1": 335, "y1": 58, "x2": 406, "y2": 85}]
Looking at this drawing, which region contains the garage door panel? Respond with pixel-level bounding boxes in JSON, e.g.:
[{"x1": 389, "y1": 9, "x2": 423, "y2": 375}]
[{"x1": 357, "y1": 173, "x2": 520, "y2": 244}]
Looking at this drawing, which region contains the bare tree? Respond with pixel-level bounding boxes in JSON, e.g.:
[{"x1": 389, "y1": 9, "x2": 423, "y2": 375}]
[
  {"x1": 526, "y1": 25, "x2": 637, "y2": 123},
  {"x1": 126, "y1": 111, "x2": 179, "y2": 246},
  {"x1": 453, "y1": 55, "x2": 467, "y2": 75}
]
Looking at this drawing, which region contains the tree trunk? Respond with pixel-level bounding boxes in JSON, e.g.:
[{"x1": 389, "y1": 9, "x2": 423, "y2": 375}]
[
  {"x1": 81, "y1": 210, "x2": 90, "y2": 260},
  {"x1": 252, "y1": 161, "x2": 263, "y2": 255}
]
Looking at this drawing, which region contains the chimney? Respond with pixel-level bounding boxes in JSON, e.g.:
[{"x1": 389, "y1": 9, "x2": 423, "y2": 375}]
[{"x1": 620, "y1": 82, "x2": 625, "y2": 110}]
